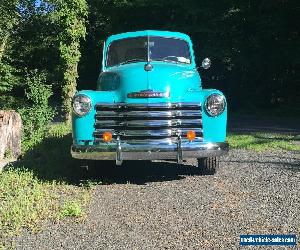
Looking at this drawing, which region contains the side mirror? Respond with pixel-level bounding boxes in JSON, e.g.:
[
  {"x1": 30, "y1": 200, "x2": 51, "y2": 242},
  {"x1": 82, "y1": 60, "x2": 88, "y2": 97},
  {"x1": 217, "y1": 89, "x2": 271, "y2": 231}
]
[{"x1": 201, "y1": 58, "x2": 211, "y2": 69}]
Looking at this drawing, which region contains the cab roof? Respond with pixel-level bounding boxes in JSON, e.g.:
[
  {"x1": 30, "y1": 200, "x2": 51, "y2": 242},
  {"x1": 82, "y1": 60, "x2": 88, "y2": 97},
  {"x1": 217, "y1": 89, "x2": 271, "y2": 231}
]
[{"x1": 106, "y1": 30, "x2": 192, "y2": 45}]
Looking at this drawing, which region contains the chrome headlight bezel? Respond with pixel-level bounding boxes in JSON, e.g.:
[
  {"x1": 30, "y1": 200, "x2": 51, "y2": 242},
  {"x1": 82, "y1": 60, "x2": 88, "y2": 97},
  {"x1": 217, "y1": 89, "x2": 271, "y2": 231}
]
[
  {"x1": 205, "y1": 94, "x2": 226, "y2": 117},
  {"x1": 72, "y1": 94, "x2": 92, "y2": 117}
]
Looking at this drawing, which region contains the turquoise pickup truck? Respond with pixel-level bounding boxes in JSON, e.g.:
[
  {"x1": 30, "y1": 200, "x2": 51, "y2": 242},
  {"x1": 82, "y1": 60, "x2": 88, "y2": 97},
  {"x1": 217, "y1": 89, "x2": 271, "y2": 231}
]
[{"x1": 71, "y1": 30, "x2": 228, "y2": 174}]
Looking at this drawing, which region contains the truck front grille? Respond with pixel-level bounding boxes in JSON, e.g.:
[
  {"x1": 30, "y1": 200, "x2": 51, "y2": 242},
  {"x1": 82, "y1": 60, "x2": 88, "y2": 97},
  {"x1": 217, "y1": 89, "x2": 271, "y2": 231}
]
[{"x1": 94, "y1": 102, "x2": 203, "y2": 142}]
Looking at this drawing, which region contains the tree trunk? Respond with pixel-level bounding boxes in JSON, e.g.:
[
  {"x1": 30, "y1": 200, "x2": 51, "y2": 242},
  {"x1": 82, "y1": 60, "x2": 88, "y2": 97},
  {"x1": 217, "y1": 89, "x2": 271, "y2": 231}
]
[
  {"x1": 0, "y1": 33, "x2": 9, "y2": 64},
  {"x1": 0, "y1": 110, "x2": 22, "y2": 160}
]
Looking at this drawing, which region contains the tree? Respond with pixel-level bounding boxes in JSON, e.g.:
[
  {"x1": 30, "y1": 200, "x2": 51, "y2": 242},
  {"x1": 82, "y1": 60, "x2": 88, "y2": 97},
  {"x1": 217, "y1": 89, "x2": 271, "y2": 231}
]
[
  {"x1": 49, "y1": 0, "x2": 88, "y2": 122},
  {"x1": 0, "y1": 0, "x2": 19, "y2": 63}
]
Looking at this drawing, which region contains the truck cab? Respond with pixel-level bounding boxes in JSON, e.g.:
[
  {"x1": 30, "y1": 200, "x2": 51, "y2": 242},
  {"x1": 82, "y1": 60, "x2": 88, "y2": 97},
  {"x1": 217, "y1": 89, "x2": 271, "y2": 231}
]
[{"x1": 71, "y1": 30, "x2": 228, "y2": 174}]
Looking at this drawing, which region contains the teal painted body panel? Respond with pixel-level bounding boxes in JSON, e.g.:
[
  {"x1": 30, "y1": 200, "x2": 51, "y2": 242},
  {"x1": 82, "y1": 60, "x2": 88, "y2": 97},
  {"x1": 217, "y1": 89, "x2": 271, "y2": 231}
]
[
  {"x1": 97, "y1": 62, "x2": 201, "y2": 103},
  {"x1": 72, "y1": 90, "x2": 116, "y2": 145},
  {"x1": 72, "y1": 30, "x2": 227, "y2": 147}
]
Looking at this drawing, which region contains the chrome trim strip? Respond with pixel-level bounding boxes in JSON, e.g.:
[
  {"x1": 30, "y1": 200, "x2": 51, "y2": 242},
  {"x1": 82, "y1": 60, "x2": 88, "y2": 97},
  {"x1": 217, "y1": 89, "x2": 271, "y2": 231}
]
[
  {"x1": 125, "y1": 128, "x2": 202, "y2": 137},
  {"x1": 71, "y1": 142, "x2": 229, "y2": 161},
  {"x1": 94, "y1": 128, "x2": 203, "y2": 137},
  {"x1": 93, "y1": 137, "x2": 203, "y2": 144},
  {"x1": 95, "y1": 119, "x2": 202, "y2": 128},
  {"x1": 96, "y1": 110, "x2": 202, "y2": 119},
  {"x1": 95, "y1": 102, "x2": 201, "y2": 110},
  {"x1": 95, "y1": 111, "x2": 119, "y2": 117},
  {"x1": 127, "y1": 90, "x2": 169, "y2": 98},
  {"x1": 116, "y1": 136, "x2": 122, "y2": 166},
  {"x1": 177, "y1": 135, "x2": 183, "y2": 163}
]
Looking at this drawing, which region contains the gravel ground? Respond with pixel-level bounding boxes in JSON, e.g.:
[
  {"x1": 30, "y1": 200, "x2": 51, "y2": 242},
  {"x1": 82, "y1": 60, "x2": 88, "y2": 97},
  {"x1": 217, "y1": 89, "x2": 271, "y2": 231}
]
[
  {"x1": 13, "y1": 149, "x2": 300, "y2": 249},
  {"x1": 228, "y1": 115, "x2": 300, "y2": 134}
]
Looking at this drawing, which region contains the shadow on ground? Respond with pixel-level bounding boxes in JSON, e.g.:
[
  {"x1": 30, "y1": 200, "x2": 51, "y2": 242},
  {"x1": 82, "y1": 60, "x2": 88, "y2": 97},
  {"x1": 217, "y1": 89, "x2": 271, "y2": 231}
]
[
  {"x1": 15, "y1": 134, "x2": 202, "y2": 185},
  {"x1": 84, "y1": 160, "x2": 200, "y2": 185}
]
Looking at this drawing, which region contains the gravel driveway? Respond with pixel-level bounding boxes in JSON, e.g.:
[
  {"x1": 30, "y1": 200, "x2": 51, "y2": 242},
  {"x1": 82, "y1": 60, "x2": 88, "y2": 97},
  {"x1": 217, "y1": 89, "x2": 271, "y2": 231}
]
[{"x1": 14, "y1": 149, "x2": 300, "y2": 249}]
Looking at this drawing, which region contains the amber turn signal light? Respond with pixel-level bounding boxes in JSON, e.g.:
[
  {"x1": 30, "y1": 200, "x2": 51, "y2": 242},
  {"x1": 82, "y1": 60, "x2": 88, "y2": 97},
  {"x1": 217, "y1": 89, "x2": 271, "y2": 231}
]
[
  {"x1": 186, "y1": 130, "x2": 196, "y2": 141},
  {"x1": 102, "y1": 132, "x2": 113, "y2": 142}
]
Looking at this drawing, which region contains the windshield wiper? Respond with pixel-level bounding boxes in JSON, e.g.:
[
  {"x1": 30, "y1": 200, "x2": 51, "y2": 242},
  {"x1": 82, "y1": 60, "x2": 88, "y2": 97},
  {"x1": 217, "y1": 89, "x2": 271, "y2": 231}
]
[
  {"x1": 151, "y1": 58, "x2": 180, "y2": 64},
  {"x1": 118, "y1": 58, "x2": 146, "y2": 66}
]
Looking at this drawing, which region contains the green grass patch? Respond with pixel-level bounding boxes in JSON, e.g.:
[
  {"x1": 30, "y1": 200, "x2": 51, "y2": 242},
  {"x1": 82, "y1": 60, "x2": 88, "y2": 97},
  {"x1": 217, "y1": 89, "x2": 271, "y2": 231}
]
[
  {"x1": 0, "y1": 168, "x2": 58, "y2": 236},
  {"x1": 60, "y1": 201, "x2": 83, "y2": 218},
  {"x1": 48, "y1": 122, "x2": 72, "y2": 138},
  {"x1": 0, "y1": 123, "x2": 93, "y2": 247},
  {"x1": 227, "y1": 132, "x2": 300, "y2": 151}
]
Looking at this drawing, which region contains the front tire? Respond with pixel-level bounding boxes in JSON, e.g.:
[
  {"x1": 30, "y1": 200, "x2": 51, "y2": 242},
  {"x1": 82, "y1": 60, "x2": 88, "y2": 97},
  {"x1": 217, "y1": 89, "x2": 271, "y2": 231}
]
[{"x1": 197, "y1": 157, "x2": 219, "y2": 175}]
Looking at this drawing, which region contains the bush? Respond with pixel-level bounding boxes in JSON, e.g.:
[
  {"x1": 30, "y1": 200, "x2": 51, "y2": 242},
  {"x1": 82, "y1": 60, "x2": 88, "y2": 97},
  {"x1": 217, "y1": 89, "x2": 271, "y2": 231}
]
[
  {"x1": 19, "y1": 71, "x2": 55, "y2": 152},
  {"x1": 0, "y1": 60, "x2": 19, "y2": 93}
]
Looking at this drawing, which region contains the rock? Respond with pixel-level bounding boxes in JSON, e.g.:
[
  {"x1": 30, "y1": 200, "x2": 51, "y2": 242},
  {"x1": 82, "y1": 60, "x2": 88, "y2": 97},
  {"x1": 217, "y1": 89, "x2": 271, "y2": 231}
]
[{"x1": 0, "y1": 110, "x2": 22, "y2": 160}]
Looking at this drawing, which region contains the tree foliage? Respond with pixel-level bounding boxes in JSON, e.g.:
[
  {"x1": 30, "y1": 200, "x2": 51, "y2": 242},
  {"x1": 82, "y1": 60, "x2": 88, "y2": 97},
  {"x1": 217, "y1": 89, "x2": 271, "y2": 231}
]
[
  {"x1": 0, "y1": 0, "x2": 19, "y2": 62},
  {"x1": 79, "y1": 0, "x2": 299, "y2": 110},
  {"x1": 48, "y1": 0, "x2": 88, "y2": 121},
  {"x1": 19, "y1": 70, "x2": 55, "y2": 151}
]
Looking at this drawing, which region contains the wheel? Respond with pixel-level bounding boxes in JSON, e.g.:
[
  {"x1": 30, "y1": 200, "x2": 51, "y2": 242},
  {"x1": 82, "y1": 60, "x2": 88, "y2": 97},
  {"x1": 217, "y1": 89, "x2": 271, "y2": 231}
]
[{"x1": 197, "y1": 157, "x2": 219, "y2": 175}]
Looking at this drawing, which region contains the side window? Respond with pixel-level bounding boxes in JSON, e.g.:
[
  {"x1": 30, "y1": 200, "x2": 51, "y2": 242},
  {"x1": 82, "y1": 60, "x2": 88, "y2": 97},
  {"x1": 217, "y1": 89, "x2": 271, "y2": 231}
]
[{"x1": 107, "y1": 48, "x2": 118, "y2": 67}]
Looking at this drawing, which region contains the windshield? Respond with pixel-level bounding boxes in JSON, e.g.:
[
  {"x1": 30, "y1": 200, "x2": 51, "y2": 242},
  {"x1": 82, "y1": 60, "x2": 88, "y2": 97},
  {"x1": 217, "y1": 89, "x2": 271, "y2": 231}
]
[{"x1": 106, "y1": 36, "x2": 191, "y2": 67}]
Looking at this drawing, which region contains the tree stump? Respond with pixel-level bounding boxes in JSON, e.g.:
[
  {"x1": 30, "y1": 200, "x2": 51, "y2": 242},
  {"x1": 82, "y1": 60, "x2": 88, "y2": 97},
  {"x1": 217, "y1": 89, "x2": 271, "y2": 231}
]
[{"x1": 0, "y1": 110, "x2": 22, "y2": 160}]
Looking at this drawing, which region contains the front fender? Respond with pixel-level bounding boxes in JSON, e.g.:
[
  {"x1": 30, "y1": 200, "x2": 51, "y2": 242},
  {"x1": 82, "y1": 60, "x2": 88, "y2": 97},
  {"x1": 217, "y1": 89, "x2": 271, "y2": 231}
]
[
  {"x1": 72, "y1": 90, "x2": 116, "y2": 145},
  {"x1": 183, "y1": 89, "x2": 227, "y2": 143},
  {"x1": 200, "y1": 89, "x2": 227, "y2": 143}
]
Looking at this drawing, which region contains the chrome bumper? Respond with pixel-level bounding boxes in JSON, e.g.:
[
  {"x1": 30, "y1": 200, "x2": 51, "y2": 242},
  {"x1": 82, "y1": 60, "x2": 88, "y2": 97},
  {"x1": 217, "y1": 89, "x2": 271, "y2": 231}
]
[{"x1": 71, "y1": 138, "x2": 229, "y2": 165}]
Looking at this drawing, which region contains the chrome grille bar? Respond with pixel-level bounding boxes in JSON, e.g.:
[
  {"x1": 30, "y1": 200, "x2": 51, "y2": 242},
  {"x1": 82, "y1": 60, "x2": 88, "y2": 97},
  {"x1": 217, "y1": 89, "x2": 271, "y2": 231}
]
[
  {"x1": 95, "y1": 119, "x2": 202, "y2": 128},
  {"x1": 95, "y1": 102, "x2": 201, "y2": 111},
  {"x1": 95, "y1": 110, "x2": 202, "y2": 119}
]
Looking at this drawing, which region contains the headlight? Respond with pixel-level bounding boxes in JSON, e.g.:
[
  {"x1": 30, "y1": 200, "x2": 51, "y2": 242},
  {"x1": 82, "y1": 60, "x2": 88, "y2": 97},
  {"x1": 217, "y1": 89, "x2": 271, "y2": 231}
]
[
  {"x1": 205, "y1": 94, "x2": 226, "y2": 116},
  {"x1": 72, "y1": 94, "x2": 92, "y2": 116}
]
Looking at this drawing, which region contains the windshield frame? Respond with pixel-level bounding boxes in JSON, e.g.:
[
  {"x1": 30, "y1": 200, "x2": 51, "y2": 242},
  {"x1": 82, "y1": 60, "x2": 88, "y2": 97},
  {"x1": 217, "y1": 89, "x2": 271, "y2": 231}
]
[{"x1": 104, "y1": 35, "x2": 193, "y2": 68}]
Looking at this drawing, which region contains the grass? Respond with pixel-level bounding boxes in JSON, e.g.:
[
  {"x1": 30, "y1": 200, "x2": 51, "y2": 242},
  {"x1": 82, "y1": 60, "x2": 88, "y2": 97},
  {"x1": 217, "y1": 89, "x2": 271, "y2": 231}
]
[
  {"x1": 60, "y1": 201, "x2": 83, "y2": 218},
  {"x1": 0, "y1": 123, "x2": 93, "y2": 247},
  {"x1": 227, "y1": 132, "x2": 300, "y2": 151},
  {"x1": 0, "y1": 168, "x2": 58, "y2": 236}
]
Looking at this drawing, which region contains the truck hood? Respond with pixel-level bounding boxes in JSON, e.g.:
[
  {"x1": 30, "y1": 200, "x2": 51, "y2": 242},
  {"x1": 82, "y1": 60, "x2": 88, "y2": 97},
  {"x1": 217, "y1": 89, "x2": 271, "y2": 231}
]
[{"x1": 105, "y1": 62, "x2": 201, "y2": 103}]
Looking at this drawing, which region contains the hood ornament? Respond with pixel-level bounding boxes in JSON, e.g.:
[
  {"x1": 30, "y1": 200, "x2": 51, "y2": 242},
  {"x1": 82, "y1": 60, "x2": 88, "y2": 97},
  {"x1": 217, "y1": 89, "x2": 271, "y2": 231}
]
[
  {"x1": 144, "y1": 63, "x2": 153, "y2": 71},
  {"x1": 128, "y1": 89, "x2": 169, "y2": 98}
]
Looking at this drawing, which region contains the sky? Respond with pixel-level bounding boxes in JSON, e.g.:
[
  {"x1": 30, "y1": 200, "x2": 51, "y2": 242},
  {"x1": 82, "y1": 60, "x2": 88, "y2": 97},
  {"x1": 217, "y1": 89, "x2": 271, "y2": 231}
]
[{"x1": 35, "y1": 0, "x2": 41, "y2": 7}]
